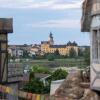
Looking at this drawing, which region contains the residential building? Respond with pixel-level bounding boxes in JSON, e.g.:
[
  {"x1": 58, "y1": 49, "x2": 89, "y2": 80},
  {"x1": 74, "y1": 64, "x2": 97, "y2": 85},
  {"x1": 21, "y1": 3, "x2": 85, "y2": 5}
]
[
  {"x1": 8, "y1": 44, "x2": 32, "y2": 58},
  {"x1": 30, "y1": 44, "x2": 41, "y2": 56}
]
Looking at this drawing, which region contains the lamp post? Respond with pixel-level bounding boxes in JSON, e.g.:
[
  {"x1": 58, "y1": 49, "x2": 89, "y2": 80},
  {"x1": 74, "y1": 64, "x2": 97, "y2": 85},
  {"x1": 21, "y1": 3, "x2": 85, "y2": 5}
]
[{"x1": 0, "y1": 18, "x2": 13, "y2": 83}]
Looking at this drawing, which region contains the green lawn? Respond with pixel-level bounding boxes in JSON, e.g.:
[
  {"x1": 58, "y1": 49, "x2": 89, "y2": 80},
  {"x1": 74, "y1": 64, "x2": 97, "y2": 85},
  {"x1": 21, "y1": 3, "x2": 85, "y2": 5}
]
[{"x1": 9, "y1": 58, "x2": 87, "y2": 68}]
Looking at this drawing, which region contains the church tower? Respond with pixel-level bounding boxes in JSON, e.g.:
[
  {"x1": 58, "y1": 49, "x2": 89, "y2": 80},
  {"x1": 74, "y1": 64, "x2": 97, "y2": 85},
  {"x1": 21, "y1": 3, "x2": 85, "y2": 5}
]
[{"x1": 49, "y1": 32, "x2": 54, "y2": 45}]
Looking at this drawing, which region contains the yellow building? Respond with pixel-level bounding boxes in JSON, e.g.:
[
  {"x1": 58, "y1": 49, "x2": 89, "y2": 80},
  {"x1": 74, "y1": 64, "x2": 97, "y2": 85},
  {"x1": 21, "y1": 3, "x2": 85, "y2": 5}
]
[{"x1": 41, "y1": 33, "x2": 78, "y2": 56}]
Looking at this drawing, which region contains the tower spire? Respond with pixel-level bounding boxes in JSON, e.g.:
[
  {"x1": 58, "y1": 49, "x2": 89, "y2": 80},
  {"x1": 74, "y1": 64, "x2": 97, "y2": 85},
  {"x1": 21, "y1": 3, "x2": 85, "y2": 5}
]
[{"x1": 49, "y1": 32, "x2": 54, "y2": 45}]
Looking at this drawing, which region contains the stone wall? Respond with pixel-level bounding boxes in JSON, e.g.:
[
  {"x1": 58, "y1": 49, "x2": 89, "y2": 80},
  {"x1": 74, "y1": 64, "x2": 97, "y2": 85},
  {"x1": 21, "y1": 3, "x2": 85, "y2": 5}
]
[{"x1": 55, "y1": 70, "x2": 100, "y2": 100}]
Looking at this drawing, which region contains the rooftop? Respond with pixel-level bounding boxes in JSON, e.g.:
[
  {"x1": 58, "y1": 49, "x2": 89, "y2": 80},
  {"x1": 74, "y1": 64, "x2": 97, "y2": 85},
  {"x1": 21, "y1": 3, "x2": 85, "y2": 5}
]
[
  {"x1": 41, "y1": 41, "x2": 50, "y2": 44},
  {"x1": 0, "y1": 18, "x2": 13, "y2": 33},
  {"x1": 50, "y1": 45, "x2": 66, "y2": 48}
]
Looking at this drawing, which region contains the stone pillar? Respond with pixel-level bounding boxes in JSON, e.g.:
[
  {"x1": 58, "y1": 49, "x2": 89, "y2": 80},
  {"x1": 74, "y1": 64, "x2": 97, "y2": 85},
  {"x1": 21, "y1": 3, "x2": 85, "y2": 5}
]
[
  {"x1": 97, "y1": 30, "x2": 100, "y2": 63},
  {"x1": 0, "y1": 18, "x2": 13, "y2": 83},
  {"x1": 0, "y1": 18, "x2": 13, "y2": 99},
  {"x1": 94, "y1": 31, "x2": 98, "y2": 61},
  {"x1": 92, "y1": 31, "x2": 95, "y2": 61},
  {"x1": 92, "y1": 30, "x2": 97, "y2": 62}
]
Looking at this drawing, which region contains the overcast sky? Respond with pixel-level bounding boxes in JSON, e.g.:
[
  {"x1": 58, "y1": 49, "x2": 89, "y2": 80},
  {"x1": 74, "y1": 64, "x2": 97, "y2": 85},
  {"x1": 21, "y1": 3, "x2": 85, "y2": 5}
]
[{"x1": 0, "y1": 0, "x2": 89, "y2": 46}]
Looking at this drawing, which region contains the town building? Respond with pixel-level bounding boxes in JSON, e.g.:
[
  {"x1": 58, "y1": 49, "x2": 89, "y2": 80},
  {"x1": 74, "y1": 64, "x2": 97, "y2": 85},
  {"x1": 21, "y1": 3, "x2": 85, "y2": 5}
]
[
  {"x1": 8, "y1": 44, "x2": 32, "y2": 58},
  {"x1": 30, "y1": 44, "x2": 41, "y2": 56},
  {"x1": 81, "y1": 0, "x2": 100, "y2": 91},
  {"x1": 41, "y1": 33, "x2": 78, "y2": 56},
  {"x1": 8, "y1": 33, "x2": 79, "y2": 57}
]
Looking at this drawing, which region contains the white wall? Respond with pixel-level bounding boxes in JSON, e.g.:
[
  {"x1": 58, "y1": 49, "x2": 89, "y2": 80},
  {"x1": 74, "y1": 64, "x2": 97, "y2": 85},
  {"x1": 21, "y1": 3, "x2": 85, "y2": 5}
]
[{"x1": 50, "y1": 80, "x2": 64, "y2": 95}]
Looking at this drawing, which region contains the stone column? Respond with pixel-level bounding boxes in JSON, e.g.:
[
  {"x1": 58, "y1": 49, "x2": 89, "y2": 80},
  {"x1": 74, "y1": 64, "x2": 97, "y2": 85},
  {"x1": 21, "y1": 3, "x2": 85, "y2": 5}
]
[
  {"x1": 97, "y1": 30, "x2": 100, "y2": 63},
  {"x1": 0, "y1": 18, "x2": 13, "y2": 83},
  {"x1": 91, "y1": 31, "x2": 94, "y2": 62},
  {"x1": 93, "y1": 30, "x2": 97, "y2": 62}
]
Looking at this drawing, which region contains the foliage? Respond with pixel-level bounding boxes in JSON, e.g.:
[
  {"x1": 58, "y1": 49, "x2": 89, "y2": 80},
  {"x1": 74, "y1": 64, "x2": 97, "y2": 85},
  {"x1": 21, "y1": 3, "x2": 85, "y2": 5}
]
[
  {"x1": 8, "y1": 53, "x2": 11, "y2": 59},
  {"x1": 24, "y1": 68, "x2": 68, "y2": 94},
  {"x1": 24, "y1": 65, "x2": 51, "y2": 94},
  {"x1": 47, "y1": 69, "x2": 68, "y2": 85},
  {"x1": 29, "y1": 71, "x2": 35, "y2": 81},
  {"x1": 47, "y1": 54, "x2": 55, "y2": 61},
  {"x1": 22, "y1": 50, "x2": 30, "y2": 58},
  {"x1": 23, "y1": 78, "x2": 50, "y2": 94},
  {"x1": 78, "y1": 48, "x2": 83, "y2": 57},
  {"x1": 34, "y1": 55, "x2": 45, "y2": 60},
  {"x1": 83, "y1": 48, "x2": 90, "y2": 65},
  {"x1": 51, "y1": 69, "x2": 68, "y2": 80},
  {"x1": 30, "y1": 64, "x2": 51, "y2": 74},
  {"x1": 69, "y1": 48, "x2": 77, "y2": 58},
  {"x1": 54, "y1": 49, "x2": 60, "y2": 56}
]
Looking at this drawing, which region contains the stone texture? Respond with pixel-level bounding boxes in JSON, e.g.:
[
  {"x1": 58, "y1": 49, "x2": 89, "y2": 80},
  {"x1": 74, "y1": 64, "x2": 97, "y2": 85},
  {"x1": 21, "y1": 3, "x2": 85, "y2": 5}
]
[
  {"x1": 55, "y1": 70, "x2": 100, "y2": 100},
  {"x1": 80, "y1": 89, "x2": 100, "y2": 100}
]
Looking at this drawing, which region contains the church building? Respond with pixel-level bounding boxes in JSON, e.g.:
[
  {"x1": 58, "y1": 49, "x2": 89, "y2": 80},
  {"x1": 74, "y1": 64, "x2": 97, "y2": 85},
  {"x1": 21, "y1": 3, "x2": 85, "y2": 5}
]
[{"x1": 41, "y1": 32, "x2": 78, "y2": 56}]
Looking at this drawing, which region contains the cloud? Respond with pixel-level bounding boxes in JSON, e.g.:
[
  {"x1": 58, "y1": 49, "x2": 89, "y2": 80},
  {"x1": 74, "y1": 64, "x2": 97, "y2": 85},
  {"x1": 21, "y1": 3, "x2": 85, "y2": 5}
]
[
  {"x1": 0, "y1": 0, "x2": 82, "y2": 10},
  {"x1": 27, "y1": 19, "x2": 80, "y2": 29},
  {"x1": 51, "y1": 1, "x2": 82, "y2": 10}
]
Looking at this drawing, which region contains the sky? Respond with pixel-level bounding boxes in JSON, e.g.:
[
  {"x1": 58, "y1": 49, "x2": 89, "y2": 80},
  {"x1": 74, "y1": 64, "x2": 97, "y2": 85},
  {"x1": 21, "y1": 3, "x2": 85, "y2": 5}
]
[{"x1": 0, "y1": 0, "x2": 90, "y2": 46}]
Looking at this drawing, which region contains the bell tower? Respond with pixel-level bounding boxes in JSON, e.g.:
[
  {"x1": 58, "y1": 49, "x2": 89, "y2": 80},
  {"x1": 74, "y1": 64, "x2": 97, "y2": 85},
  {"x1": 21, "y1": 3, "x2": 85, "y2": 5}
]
[{"x1": 49, "y1": 32, "x2": 54, "y2": 45}]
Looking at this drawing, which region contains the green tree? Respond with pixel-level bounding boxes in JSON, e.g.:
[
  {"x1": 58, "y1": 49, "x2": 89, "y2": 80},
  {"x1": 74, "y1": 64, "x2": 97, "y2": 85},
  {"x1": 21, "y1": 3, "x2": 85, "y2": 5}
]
[
  {"x1": 69, "y1": 48, "x2": 77, "y2": 58},
  {"x1": 29, "y1": 71, "x2": 35, "y2": 81},
  {"x1": 78, "y1": 48, "x2": 83, "y2": 57},
  {"x1": 22, "y1": 50, "x2": 30, "y2": 58},
  {"x1": 47, "y1": 69, "x2": 68, "y2": 83},
  {"x1": 51, "y1": 69, "x2": 68, "y2": 80},
  {"x1": 83, "y1": 48, "x2": 90, "y2": 65},
  {"x1": 54, "y1": 49, "x2": 60, "y2": 56},
  {"x1": 47, "y1": 54, "x2": 55, "y2": 61},
  {"x1": 11, "y1": 55, "x2": 16, "y2": 60},
  {"x1": 8, "y1": 53, "x2": 11, "y2": 59},
  {"x1": 24, "y1": 68, "x2": 68, "y2": 94},
  {"x1": 23, "y1": 78, "x2": 50, "y2": 94},
  {"x1": 30, "y1": 64, "x2": 51, "y2": 74}
]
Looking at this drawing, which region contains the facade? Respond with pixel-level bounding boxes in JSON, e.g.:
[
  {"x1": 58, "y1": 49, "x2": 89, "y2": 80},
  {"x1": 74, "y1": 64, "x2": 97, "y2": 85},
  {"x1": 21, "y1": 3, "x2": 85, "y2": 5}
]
[
  {"x1": 8, "y1": 33, "x2": 79, "y2": 57},
  {"x1": 8, "y1": 44, "x2": 31, "y2": 58},
  {"x1": 81, "y1": 0, "x2": 100, "y2": 91},
  {"x1": 0, "y1": 18, "x2": 24, "y2": 100},
  {"x1": 30, "y1": 44, "x2": 41, "y2": 56},
  {"x1": 41, "y1": 33, "x2": 78, "y2": 56}
]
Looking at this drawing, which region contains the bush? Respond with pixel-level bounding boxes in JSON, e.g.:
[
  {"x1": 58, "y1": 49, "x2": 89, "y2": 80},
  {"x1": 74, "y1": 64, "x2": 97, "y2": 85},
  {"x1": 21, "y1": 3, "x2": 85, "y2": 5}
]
[
  {"x1": 47, "y1": 69, "x2": 68, "y2": 84},
  {"x1": 69, "y1": 48, "x2": 77, "y2": 58},
  {"x1": 30, "y1": 64, "x2": 51, "y2": 74},
  {"x1": 51, "y1": 69, "x2": 68, "y2": 80},
  {"x1": 83, "y1": 48, "x2": 90, "y2": 65},
  {"x1": 47, "y1": 54, "x2": 55, "y2": 61},
  {"x1": 23, "y1": 78, "x2": 50, "y2": 94}
]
